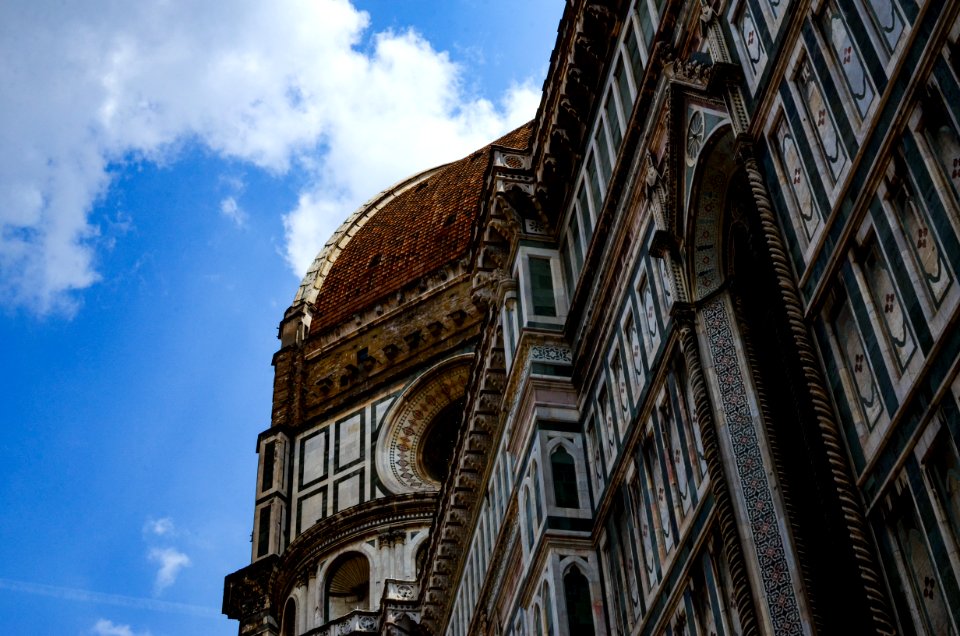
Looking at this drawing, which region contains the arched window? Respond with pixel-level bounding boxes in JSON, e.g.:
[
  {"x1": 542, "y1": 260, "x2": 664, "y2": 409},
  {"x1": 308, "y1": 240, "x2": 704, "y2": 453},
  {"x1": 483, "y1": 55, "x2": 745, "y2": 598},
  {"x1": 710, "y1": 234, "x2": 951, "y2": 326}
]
[
  {"x1": 325, "y1": 552, "x2": 370, "y2": 621},
  {"x1": 542, "y1": 581, "x2": 554, "y2": 636},
  {"x1": 415, "y1": 541, "x2": 429, "y2": 579},
  {"x1": 525, "y1": 487, "x2": 535, "y2": 550},
  {"x1": 564, "y1": 565, "x2": 595, "y2": 636},
  {"x1": 280, "y1": 597, "x2": 296, "y2": 636},
  {"x1": 532, "y1": 462, "x2": 543, "y2": 521},
  {"x1": 551, "y1": 446, "x2": 579, "y2": 508},
  {"x1": 533, "y1": 603, "x2": 544, "y2": 636}
]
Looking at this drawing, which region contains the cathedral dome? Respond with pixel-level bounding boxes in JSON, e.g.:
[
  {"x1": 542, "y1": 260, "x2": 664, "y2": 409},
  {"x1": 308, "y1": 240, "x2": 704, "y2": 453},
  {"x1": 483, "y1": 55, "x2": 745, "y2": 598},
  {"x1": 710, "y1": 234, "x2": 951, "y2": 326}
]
[{"x1": 294, "y1": 122, "x2": 532, "y2": 334}]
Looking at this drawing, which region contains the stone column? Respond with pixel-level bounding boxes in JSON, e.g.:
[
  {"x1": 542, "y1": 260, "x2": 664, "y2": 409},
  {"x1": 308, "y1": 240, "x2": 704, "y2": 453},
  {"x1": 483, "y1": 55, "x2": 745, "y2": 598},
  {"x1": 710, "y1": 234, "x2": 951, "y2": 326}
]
[{"x1": 736, "y1": 147, "x2": 896, "y2": 635}]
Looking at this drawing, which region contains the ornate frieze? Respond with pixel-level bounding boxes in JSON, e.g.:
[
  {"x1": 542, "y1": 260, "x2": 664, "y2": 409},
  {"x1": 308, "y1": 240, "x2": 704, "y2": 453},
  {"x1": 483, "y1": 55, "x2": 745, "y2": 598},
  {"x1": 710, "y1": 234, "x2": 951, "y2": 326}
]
[{"x1": 700, "y1": 296, "x2": 804, "y2": 634}]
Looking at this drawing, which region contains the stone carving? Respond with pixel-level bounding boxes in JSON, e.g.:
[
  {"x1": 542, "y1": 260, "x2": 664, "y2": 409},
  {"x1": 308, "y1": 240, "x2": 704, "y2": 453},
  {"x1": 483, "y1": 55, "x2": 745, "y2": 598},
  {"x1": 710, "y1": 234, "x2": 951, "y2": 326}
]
[
  {"x1": 701, "y1": 296, "x2": 803, "y2": 635},
  {"x1": 376, "y1": 358, "x2": 472, "y2": 493},
  {"x1": 529, "y1": 345, "x2": 573, "y2": 363}
]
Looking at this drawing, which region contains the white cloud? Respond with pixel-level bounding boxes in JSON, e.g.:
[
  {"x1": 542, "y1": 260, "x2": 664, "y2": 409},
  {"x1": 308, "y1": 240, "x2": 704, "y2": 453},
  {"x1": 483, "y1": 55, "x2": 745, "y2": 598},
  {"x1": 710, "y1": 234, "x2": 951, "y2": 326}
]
[
  {"x1": 0, "y1": 0, "x2": 542, "y2": 315},
  {"x1": 142, "y1": 517, "x2": 175, "y2": 537},
  {"x1": 219, "y1": 197, "x2": 247, "y2": 228},
  {"x1": 148, "y1": 547, "x2": 191, "y2": 594},
  {"x1": 91, "y1": 619, "x2": 151, "y2": 636}
]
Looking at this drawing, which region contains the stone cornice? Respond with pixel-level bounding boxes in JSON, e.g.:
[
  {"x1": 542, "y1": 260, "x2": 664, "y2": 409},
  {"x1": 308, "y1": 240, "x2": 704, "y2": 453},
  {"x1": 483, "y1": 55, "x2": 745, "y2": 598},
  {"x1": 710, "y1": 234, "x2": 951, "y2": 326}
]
[
  {"x1": 271, "y1": 493, "x2": 438, "y2": 614},
  {"x1": 530, "y1": 0, "x2": 631, "y2": 227}
]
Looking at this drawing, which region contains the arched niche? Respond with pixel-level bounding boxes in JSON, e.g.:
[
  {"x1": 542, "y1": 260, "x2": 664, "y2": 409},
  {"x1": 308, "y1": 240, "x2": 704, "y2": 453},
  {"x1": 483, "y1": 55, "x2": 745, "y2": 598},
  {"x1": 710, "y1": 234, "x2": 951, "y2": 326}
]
[
  {"x1": 684, "y1": 125, "x2": 738, "y2": 300},
  {"x1": 280, "y1": 597, "x2": 296, "y2": 636},
  {"x1": 325, "y1": 551, "x2": 370, "y2": 621},
  {"x1": 375, "y1": 355, "x2": 471, "y2": 493}
]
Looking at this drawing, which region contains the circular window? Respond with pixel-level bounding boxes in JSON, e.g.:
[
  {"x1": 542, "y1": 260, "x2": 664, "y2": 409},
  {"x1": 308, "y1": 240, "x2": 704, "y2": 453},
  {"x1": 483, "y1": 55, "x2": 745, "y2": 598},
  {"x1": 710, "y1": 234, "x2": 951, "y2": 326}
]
[
  {"x1": 419, "y1": 397, "x2": 464, "y2": 483},
  {"x1": 375, "y1": 356, "x2": 471, "y2": 493}
]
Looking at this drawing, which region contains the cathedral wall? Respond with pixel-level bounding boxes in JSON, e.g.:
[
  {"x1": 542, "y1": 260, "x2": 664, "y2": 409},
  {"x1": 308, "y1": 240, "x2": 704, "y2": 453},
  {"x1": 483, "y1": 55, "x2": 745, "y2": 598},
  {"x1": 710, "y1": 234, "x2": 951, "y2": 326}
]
[{"x1": 289, "y1": 387, "x2": 399, "y2": 541}]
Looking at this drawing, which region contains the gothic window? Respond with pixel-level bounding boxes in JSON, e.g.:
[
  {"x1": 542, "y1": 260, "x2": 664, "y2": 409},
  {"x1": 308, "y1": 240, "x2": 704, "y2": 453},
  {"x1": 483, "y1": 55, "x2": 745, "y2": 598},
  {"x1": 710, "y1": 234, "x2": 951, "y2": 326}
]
[
  {"x1": 820, "y1": 1, "x2": 876, "y2": 119},
  {"x1": 564, "y1": 565, "x2": 596, "y2": 636},
  {"x1": 514, "y1": 611, "x2": 526, "y2": 636},
  {"x1": 863, "y1": 240, "x2": 917, "y2": 372},
  {"x1": 525, "y1": 486, "x2": 536, "y2": 550},
  {"x1": 863, "y1": 0, "x2": 906, "y2": 56},
  {"x1": 832, "y1": 297, "x2": 885, "y2": 432},
  {"x1": 325, "y1": 552, "x2": 370, "y2": 621},
  {"x1": 772, "y1": 116, "x2": 821, "y2": 251},
  {"x1": 551, "y1": 446, "x2": 579, "y2": 508},
  {"x1": 886, "y1": 150, "x2": 953, "y2": 308},
  {"x1": 416, "y1": 541, "x2": 429, "y2": 579},
  {"x1": 542, "y1": 582, "x2": 555, "y2": 636},
  {"x1": 532, "y1": 461, "x2": 544, "y2": 522},
  {"x1": 887, "y1": 492, "x2": 956, "y2": 635},
  {"x1": 587, "y1": 416, "x2": 605, "y2": 496},
  {"x1": 794, "y1": 55, "x2": 848, "y2": 184},
  {"x1": 533, "y1": 603, "x2": 543, "y2": 636},
  {"x1": 926, "y1": 429, "x2": 960, "y2": 559},
  {"x1": 919, "y1": 88, "x2": 960, "y2": 205}
]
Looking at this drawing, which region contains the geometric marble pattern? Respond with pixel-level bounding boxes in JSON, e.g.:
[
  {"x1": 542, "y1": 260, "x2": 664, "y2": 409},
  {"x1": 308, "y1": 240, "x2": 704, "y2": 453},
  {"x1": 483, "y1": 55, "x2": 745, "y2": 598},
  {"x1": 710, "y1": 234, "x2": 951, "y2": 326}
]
[{"x1": 702, "y1": 296, "x2": 803, "y2": 635}]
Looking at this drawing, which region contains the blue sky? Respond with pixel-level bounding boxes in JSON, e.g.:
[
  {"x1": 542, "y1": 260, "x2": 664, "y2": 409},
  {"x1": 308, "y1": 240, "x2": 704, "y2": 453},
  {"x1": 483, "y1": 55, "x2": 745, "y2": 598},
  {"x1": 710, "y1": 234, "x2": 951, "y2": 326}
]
[{"x1": 0, "y1": 2, "x2": 563, "y2": 634}]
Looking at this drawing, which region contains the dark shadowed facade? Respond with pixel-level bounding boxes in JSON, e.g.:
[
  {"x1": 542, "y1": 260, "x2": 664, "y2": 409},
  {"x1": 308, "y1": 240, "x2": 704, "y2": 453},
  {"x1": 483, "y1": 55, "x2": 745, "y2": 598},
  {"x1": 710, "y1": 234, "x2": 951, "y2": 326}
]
[{"x1": 224, "y1": 1, "x2": 960, "y2": 634}]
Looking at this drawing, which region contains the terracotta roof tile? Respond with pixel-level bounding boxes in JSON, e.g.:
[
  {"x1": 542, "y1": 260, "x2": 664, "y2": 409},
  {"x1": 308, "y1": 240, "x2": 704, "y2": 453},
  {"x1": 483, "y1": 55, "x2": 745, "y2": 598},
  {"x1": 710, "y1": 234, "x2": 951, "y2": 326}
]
[{"x1": 309, "y1": 122, "x2": 532, "y2": 333}]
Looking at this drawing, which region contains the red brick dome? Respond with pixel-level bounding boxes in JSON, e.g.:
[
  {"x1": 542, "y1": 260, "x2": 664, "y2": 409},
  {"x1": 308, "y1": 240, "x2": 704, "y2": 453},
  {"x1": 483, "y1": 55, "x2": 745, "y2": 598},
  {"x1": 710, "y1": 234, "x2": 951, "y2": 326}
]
[{"x1": 296, "y1": 123, "x2": 532, "y2": 334}]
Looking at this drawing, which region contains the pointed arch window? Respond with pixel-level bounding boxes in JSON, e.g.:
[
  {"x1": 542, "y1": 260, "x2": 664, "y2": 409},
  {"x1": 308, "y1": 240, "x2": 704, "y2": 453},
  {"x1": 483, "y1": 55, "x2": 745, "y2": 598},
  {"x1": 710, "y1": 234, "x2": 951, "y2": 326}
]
[
  {"x1": 551, "y1": 446, "x2": 579, "y2": 508},
  {"x1": 564, "y1": 565, "x2": 596, "y2": 636},
  {"x1": 525, "y1": 487, "x2": 536, "y2": 550}
]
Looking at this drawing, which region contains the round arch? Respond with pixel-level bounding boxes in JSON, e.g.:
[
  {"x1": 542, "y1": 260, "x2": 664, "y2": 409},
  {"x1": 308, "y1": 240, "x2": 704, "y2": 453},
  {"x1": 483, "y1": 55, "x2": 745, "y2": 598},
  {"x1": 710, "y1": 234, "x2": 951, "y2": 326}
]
[
  {"x1": 685, "y1": 125, "x2": 739, "y2": 301},
  {"x1": 324, "y1": 551, "x2": 371, "y2": 621},
  {"x1": 375, "y1": 355, "x2": 472, "y2": 493}
]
